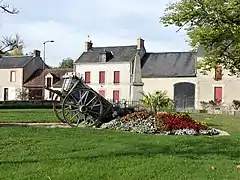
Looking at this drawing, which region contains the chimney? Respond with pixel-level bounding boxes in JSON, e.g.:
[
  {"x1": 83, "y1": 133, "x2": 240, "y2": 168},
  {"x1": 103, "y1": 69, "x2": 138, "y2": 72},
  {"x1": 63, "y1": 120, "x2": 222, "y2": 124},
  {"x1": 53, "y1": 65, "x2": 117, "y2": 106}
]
[
  {"x1": 34, "y1": 50, "x2": 41, "y2": 57},
  {"x1": 85, "y1": 41, "x2": 93, "y2": 52},
  {"x1": 137, "y1": 37, "x2": 144, "y2": 50}
]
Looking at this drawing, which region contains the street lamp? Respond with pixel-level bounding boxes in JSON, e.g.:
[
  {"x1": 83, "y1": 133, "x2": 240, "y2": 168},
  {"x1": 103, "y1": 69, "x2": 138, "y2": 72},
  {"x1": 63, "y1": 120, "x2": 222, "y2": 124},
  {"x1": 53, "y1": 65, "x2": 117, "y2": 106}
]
[
  {"x1": 43, "y1": 40, "x2": 54, "y2": 70},
  {"x1": 42, "y1": 40, "x2": 54, "y2": 100}
]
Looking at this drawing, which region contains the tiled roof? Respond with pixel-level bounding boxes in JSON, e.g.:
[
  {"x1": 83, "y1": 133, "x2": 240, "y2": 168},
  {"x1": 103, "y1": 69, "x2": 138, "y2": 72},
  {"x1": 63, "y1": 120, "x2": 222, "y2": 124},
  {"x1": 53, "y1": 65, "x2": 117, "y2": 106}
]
[
  {"x1": 75, "y1": 45, "x2": 137, "y2": 63},
  {"x1": 141, "y1": 52, "x2": 196, "y2": 78},
  {"x1": 24, "y1": 68, "x2": 73, "y2": 88},
  {"x1": 0, "y1": 56, "x2": 35, "y2": 69}
]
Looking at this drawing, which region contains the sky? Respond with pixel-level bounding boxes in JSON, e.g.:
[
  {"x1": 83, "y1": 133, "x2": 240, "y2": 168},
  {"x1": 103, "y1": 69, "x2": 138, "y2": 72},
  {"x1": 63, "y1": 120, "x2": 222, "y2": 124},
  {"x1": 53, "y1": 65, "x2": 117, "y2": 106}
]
[{"x1": 0, "y1": 0, "x2": 190, "y2": 67}]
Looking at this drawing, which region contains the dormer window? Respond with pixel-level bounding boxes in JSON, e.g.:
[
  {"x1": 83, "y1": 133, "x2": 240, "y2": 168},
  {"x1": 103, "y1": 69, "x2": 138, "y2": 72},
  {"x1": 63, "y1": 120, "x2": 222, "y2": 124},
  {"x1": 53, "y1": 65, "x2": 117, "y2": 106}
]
[{"x1": 99, "y1": 50, "x2": 113, "y2": 62}]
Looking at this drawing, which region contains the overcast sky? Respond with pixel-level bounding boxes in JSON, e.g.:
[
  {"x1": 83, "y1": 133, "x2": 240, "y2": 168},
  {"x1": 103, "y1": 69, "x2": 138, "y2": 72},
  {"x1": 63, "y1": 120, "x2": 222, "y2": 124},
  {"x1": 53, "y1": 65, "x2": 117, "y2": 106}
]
[{"x1": 0, "y1": 0, "x2": 189, "y2": 67}]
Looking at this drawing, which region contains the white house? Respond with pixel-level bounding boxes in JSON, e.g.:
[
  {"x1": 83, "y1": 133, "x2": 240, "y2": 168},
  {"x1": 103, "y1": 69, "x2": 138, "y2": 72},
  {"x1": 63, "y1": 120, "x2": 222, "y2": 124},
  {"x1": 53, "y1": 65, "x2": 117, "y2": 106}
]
[
  {"x1": 74, "y1": 38, "x2": 145, "y2": 102},
  {"x1": 74, "y1": 37, "x2": 240, "y2": 110}
]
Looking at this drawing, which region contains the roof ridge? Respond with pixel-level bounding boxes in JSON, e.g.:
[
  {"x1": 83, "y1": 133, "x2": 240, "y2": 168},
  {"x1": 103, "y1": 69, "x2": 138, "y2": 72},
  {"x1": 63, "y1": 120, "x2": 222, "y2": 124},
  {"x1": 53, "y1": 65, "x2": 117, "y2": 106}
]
[
  {"x1": 92, "y1": 45, "x2": 137, "y2": 49},
  {"x1": 147, "y1": 51, "x2": 193, "y2": 54},
  {"x1": 2, "y1": 55, "x2": 32, "y2": 58}
]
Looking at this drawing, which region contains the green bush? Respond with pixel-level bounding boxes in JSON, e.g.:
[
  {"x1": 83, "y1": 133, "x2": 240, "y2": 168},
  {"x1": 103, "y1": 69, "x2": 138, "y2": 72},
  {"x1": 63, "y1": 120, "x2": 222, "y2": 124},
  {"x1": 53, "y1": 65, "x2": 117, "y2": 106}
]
[
  {"x1": 140, "y1": 91, "x2": 174, "y2": 113},
  {"x1": 0, "y1": 100, "x2": 53, "y2": 109}
]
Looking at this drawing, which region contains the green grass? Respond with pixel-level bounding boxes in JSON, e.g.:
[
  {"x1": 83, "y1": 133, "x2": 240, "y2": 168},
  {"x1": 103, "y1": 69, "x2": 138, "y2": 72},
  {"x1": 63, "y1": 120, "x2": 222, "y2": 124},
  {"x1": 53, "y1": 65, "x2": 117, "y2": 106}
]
[
  {"x1": 1, "y1": 110, "x2": 240, "y2": 179},
  {"x1": 0, "y1": 109, "x2": 58, "y2": 123}
]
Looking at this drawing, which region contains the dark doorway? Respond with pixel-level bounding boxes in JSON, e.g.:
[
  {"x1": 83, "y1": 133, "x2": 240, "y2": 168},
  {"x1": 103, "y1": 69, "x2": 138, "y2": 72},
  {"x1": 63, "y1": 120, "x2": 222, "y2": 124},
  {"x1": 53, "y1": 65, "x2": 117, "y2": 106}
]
[
  {"x1": 28, "y1": 89, "x2": 43, "y2": 100},
  {"x1": 4, "y1": 88, "x2": 8, "y2": 101},
  {"x1": 174, "y1": 82, "x2": 195, "y2": 109}
]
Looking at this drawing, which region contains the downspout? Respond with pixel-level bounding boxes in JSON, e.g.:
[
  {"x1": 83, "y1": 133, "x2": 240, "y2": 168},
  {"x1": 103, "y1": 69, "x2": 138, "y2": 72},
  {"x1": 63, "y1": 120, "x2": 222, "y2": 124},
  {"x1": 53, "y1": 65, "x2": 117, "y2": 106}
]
[{"x1": 129, "y1": 61, "x2": 132, "y2": 100}]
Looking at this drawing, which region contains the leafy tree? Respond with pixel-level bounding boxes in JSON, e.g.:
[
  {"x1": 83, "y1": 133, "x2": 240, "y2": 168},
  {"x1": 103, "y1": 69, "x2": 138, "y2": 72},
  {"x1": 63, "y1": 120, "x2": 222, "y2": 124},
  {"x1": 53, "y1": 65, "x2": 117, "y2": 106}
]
[
  {"x1": 4, "y1": 44, "x2": 24, "y2": 56},
  {"x1": 0, "y1": 1, "x2": 24, "y2": 57},
  {"x1": 59, "y1": 58, "x2": 74, "y2": 68},
  {"x1": 160, "y1": 0, "x2": 240, "y2": 75}
]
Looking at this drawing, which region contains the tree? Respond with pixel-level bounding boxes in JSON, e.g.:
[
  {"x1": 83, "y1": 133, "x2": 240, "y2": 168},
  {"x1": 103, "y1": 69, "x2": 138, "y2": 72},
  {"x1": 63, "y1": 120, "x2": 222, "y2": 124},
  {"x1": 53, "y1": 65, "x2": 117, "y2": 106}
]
[
  {"x1": 59, "y1": 58, "x2": 74, "y2": 68},
  {"x1": 4, "y1": 44, "x2": 24, "y2": 56},
  {"x1": 160, "y1": 0, "x2": 240, "y2": 75},
  {"x1": 0, "y1": 0, "x2": 19, "y2": 14},
  {"x1": 0, "y1": 1, "x2": 23, "y2": 57}
]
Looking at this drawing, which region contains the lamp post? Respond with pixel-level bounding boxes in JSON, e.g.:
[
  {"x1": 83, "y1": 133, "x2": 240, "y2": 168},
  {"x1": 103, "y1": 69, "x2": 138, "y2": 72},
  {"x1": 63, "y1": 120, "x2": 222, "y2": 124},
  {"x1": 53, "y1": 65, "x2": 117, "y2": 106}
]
[
  {"x1": 42, "y1": 40, "x2": 54, "y2": 100},
  {"x1": 43, "y1": 40, "x2": 54, "y2": 70}
]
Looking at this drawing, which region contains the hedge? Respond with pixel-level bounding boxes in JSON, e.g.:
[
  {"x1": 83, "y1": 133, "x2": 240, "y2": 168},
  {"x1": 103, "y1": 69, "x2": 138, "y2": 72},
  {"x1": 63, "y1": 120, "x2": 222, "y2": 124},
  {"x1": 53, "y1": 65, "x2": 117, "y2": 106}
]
[{"x1": 0, "y1": 100, "x2": 54, "y2": 109}]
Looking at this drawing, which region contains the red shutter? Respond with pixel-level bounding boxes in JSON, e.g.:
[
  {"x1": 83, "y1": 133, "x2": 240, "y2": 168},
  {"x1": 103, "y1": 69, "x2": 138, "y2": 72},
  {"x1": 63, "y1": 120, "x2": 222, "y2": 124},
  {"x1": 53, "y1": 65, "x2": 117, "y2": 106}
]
[
  {"x1": 99, "y1": 71, "x2": 105, "y2": 84},
  {"x1": 99, "y1": 90, "x2": 105, "y2": 97},
  {"x1": 85, "y1": 72, "x2": 90, "y2": 83},
  {"x1": 215, "y1": 65, "x2": 222, "y2": 80},
  {"x1": 214, "y1": 87, "x2": 222, "y2": 102},
  {"x1": 114, "y1": 71, "x2": 120, "y2": 84},
  {"x1": 113, "y1": 90, "x2": 119, "y2": 102}
]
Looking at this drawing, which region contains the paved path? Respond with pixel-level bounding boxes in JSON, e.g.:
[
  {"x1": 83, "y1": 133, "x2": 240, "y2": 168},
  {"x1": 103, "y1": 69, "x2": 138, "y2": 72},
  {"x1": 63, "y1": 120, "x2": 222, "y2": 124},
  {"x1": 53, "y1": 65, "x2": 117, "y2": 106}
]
[{"x1": 0, "y1": 122, "x2": 71, "y2": 128}]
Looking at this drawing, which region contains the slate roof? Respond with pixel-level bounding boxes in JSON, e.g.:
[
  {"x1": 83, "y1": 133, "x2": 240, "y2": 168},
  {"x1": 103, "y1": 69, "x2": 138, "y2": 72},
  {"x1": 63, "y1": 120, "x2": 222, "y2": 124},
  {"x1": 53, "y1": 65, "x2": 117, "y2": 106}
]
[
  {"x1": 0, "y1": 56, "x2": 34, "y2": 69},
  {"x1": 24, "y1": 68, "x2": 73, "y2": 88},
  {"x1": 75, "y1": 45, "x2": 137, "y2": 63},
  {"x1": 141, "y1": 52, "x2": 196, "y2": 78}
]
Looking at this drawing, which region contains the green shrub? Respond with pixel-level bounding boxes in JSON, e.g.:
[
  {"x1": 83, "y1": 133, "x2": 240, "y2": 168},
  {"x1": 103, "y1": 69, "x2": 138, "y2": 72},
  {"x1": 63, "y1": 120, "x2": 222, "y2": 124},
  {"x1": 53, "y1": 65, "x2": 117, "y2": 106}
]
[
  {"x1": 0, "y1": 100, "x2": 53, "y2": 109},
  {"x1": 140, "y1": 91, "x2": 173, "y2": 113}
]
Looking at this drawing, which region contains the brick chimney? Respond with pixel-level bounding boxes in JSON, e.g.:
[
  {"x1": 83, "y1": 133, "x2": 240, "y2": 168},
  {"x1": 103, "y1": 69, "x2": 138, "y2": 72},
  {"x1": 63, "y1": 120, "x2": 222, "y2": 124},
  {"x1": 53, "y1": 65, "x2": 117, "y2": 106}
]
[
  {"x1": 85, "y1": 40, "x2": 93, "y2": 52},
  {"x1": 137, "y1": 37, "x2": 144, "y2": 50},
  {"x1": 34, "y1": 50, "x2": 41, "y2": 57}
]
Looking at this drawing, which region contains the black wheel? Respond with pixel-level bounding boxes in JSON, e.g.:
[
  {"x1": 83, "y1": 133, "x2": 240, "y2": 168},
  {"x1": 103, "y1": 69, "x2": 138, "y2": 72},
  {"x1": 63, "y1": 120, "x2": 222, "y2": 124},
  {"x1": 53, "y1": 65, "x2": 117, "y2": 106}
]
[
  {"x1": 62, "y1": 88, "x2": 103, "y2": 127},
  {"x1": 52, "y1": 94, "x2": 65, "y2": 123}
]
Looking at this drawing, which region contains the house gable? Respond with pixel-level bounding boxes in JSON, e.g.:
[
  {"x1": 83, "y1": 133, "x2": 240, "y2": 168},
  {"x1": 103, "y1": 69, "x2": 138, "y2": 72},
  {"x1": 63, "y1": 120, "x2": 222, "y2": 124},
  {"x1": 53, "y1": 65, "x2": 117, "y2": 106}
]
[{"x1": 23, "y1": 68, "x2": 73, "y2": 88}]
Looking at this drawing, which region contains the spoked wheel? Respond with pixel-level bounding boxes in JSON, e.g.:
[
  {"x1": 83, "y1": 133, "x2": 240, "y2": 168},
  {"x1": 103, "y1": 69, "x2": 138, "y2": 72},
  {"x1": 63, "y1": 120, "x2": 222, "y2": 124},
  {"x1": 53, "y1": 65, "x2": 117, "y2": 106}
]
[
  {"x1": 62, "y1": 88, "x2": 103, "y2": 127},
  {"x1": 52, "y1": 94, "x2": 65, "y2": 123}
]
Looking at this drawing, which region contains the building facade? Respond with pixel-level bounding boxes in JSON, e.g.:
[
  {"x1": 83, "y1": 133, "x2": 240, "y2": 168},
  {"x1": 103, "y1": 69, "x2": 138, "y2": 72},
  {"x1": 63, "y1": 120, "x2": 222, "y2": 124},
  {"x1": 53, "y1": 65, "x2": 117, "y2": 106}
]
[
  {"x1": 74, "y1": 38, "x2": 145, "y2": 102},
  {"x1": 0, "y1": 50, "x2": 46, "y2": 101}
]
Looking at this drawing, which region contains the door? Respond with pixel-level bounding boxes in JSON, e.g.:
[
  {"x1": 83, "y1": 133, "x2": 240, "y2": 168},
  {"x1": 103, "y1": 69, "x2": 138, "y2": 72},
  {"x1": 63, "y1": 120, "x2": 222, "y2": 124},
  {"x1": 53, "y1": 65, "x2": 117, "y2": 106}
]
[
  {"x1": 113, "y1": 90, "x2": 119, "y2": 102},
  {"x1": 174, "y1": 82, "x2": 195, "y2": 109},
  {"x1": 4, "y1": 88, "x2": 8, "y2": 101},
  {"x1": 214, "y1": 87, "x2": 222, "y2": 102}
]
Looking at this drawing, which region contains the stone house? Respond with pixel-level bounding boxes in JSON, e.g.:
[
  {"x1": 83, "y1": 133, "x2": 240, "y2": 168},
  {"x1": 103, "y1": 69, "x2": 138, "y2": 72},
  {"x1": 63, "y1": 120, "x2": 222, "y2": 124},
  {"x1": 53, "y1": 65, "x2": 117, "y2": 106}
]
[
  {"x1": 74, "y1": 38, "x2": 240, "y2": 109},
  {"x1": 74, "y1": 38, "x2": 144, "y2": 102},
  {"x1": 0, "y1": 50, "x2": 47, "y2": 101}
]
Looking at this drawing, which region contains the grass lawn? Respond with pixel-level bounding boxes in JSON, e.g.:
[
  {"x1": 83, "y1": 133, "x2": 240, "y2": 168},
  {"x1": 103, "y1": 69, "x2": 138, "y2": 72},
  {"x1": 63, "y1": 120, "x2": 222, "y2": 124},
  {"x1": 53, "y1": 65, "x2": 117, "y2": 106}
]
[
  {"x1": 0, "y1": 110, "x2": 240, "y2": 179},
  {"x1": 0, "y1": 109, "x2": 58, "y2": 123}
]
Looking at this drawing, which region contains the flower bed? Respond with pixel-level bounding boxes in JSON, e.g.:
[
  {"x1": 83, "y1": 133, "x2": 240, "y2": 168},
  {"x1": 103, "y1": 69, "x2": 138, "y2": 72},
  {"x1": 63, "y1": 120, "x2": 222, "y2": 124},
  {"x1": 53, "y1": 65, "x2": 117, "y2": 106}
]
[{"x1": 100, "y1": 110, "x2": 221, "y2": 136}]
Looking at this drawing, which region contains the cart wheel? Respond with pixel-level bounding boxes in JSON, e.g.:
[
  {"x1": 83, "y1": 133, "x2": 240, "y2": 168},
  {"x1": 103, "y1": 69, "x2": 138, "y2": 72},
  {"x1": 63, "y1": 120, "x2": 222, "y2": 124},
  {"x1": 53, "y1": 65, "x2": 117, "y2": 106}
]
[
  {"x1": 52, "y1": 94, "x2": 65, "y2": 123},
  {"x1": 62, "y1": 88, "x2": 103, "y2": 127}
]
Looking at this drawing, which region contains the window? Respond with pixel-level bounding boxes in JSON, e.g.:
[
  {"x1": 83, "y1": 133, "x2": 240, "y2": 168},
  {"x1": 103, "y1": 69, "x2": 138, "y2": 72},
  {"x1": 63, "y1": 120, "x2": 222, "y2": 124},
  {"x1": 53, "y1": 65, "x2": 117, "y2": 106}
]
[
  {"x1": 113, "y1": 90, "x2": 120, "y2": 102},
  {"x1": 215, "y1": 65, "x2": 222, "y2": 80},
  {"x1": 85, "y1": 71, "x2": 91, "y2": 83},
  {"x1": 3, "y1": 88, "x2": 8, "y2": 101},
  {"x1": 214, "y1": 87, "x2": 222, "y2": 103},
  {"x1": 46, "y1": 77, "x2": 52, "y2": 87},
  {"x1": 99, "y1": 71, "x2": 105, "y2": 84},
  {"x1": 10, "y1": 71, "x2": 16, "y2": 82},
  {"x1": 99, "y1": 90, "x2": 105, "y2": 97},
  {"x1": 114, "y1": 71, "x2": 120, "y2": 84}
]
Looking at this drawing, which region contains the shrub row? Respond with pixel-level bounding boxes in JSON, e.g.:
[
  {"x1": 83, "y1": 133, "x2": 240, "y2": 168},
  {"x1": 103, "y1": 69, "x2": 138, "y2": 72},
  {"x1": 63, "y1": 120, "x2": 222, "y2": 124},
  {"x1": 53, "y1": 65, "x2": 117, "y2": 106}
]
[{"x1": 0, "y1": 100, "x2": 54, "y2": 109}]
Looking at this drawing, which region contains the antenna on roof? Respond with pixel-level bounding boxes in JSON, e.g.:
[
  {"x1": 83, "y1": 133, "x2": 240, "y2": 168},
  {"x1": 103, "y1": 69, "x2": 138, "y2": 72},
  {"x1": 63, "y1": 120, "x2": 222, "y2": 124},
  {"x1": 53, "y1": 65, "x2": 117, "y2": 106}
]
[{"x1": 87, "y1": 35, "x2": 92, "y2": 43}]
